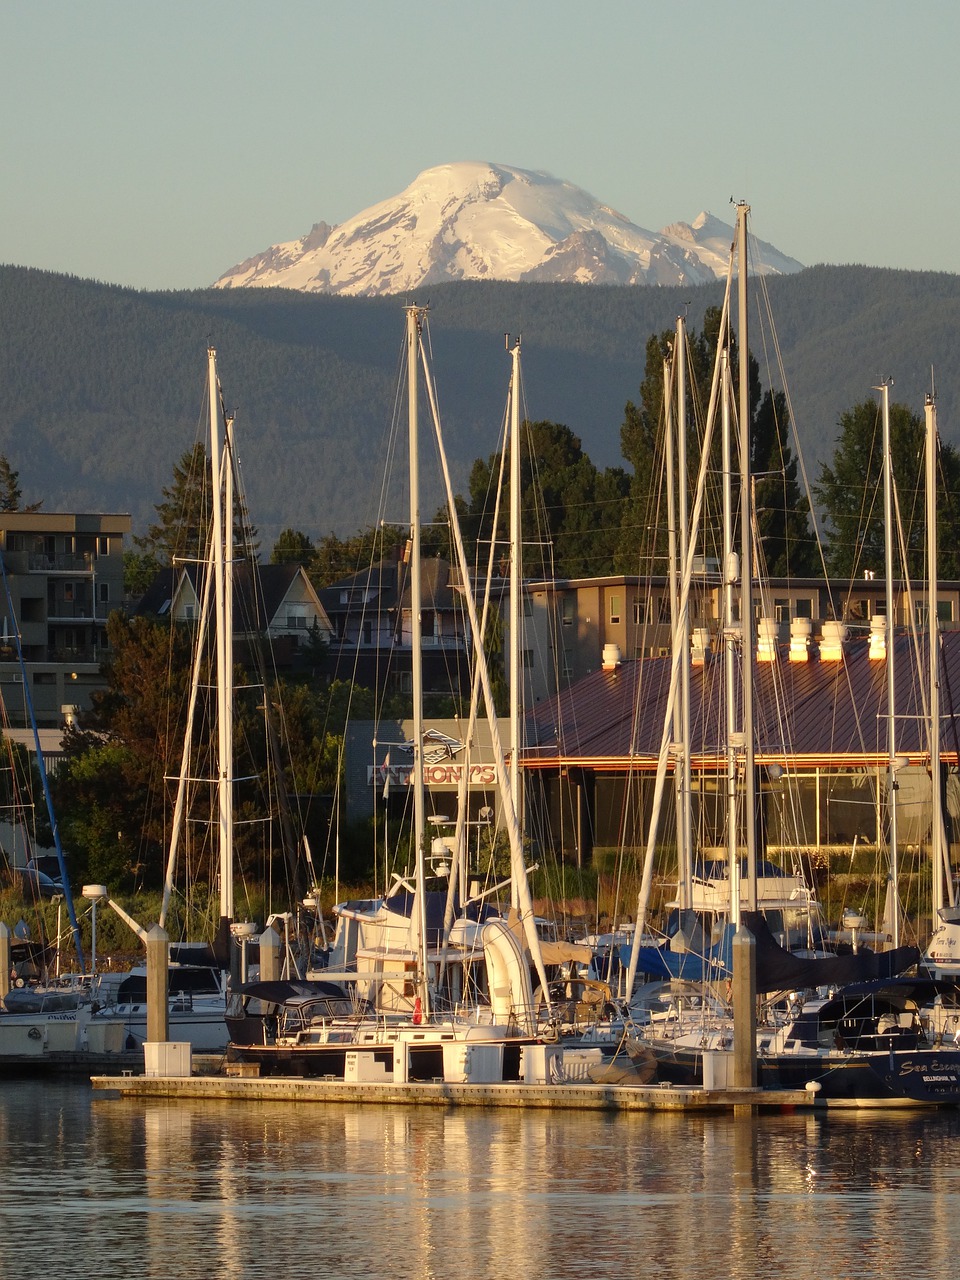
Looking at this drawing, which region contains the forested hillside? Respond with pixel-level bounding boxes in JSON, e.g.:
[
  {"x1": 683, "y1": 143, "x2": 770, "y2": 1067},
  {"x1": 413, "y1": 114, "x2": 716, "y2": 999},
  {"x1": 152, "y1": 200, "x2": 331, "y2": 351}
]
[{"x1": 1, "y1": 263, "x2": 958, "y2": 546}]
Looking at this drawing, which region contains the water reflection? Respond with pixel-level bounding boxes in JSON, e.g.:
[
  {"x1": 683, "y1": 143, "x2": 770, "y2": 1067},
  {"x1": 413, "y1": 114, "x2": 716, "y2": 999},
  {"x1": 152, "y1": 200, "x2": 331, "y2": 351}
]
[{"x1": 0, "y1": 1083, "x2": 958, "y2": 1279}]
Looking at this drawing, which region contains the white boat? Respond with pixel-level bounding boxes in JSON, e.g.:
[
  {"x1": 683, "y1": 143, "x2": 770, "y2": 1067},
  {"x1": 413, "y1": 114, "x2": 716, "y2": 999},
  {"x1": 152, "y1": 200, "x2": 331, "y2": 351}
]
[{"x1": 93, "y1": 957, "x2": 229, "y2": 1053}]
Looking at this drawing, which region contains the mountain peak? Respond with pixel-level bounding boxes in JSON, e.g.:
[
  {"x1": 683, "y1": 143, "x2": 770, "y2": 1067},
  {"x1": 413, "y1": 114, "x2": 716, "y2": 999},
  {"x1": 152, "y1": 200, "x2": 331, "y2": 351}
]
[{"x1": 213, "y1": 165, "x2": 803, "y2": 296}]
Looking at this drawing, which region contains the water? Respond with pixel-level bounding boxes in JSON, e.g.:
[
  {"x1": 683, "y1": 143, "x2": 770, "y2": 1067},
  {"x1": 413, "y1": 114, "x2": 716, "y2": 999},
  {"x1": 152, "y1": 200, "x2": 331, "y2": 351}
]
[{"x1": 1, "y1": 1080, "x2": 958, "y2": 1280}]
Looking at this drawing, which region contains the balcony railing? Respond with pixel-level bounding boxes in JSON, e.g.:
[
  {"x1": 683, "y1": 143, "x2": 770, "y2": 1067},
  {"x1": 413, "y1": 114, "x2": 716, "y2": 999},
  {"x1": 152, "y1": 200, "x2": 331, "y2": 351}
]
[
  {"x1": 48, "y1": 647, "x2": 101, "y2": 664},
  {"x1": 28, "y1": 552, "x2": 95, "y2": 573}
]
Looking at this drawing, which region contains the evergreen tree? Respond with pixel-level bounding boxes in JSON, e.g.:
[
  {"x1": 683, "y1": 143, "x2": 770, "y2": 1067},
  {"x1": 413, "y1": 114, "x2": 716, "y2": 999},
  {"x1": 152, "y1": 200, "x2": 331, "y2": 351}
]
[
  {"x1": 272, "y1": 528, "x2": 315, "y2": 566},
  {"x1": 462, "y1": 420, "x2": 629, "y2": 579},
  {"x1": 815, "y1": 399, "x2": 960, "y2": 581},
  {"x1": 616, "y1": 307, "x2": 815, "y2": 576},
  {"x1": 136, "y1": 443, "x2": 211, "y2": 567},
  {"x1": 0, "y1": 454, "x2": 42, "y2": 512},
  {"x1": 135, "y1": 442, "x2": 258, "y2": 570}
]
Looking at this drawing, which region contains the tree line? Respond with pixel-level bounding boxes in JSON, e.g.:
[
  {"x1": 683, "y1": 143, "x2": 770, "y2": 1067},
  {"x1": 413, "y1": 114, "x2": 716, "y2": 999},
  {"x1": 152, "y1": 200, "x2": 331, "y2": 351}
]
[{"x1": 267, "y1": 307, "x2": 960, "y2": 588}]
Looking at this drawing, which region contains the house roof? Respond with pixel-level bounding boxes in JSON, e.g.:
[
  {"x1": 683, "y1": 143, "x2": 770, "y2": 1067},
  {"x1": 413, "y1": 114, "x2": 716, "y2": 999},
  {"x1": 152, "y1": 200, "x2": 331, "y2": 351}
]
[
  {"x1": 320, "y1": 555, "x2": 469, "y2": 615},
  {"x1": 524, "y1": 630, "x2": 960, "y2": 770},
  {"x1": 135, "y1": 562, "x2": 328, "y2": 631}
]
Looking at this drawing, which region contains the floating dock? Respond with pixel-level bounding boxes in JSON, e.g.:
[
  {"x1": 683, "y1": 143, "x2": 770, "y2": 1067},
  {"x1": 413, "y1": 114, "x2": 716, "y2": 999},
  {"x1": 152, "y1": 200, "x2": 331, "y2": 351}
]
[
  {"x1": 0, "y1": 1051, "x2": 143, "y2": 1076},
  {"x1": 90, "y1": 1070, "x2": 814, "y2": 1112}
]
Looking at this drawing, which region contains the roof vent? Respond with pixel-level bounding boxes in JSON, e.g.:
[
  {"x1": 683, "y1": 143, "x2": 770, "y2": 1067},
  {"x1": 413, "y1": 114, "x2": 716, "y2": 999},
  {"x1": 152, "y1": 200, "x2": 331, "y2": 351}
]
[
  {"x1": 820, "y1": 620, "x2": 848, "y2": 662},
  {"x1": 789, "y1": 617, "x2": 812, "y2": 663},
  {"x1": 868, "y1": 614, "x2": 887, "y2": 661},
  {"x1": 757, "y1": 617, "x2": 778, "y2": 663},
  {"x1": 601, "y1": 642, "x2": 622, "y2": 672}
]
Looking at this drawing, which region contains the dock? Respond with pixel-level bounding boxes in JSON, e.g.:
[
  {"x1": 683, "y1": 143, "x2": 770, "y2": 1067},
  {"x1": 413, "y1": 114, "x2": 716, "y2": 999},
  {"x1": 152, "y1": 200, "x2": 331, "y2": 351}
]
[
  {"x1": 0, "y1": 1051, "x2": 143, "y2": 1076},
  {"x1": 90, "y1": 1070, "x2": 814, "y2": 1112}
]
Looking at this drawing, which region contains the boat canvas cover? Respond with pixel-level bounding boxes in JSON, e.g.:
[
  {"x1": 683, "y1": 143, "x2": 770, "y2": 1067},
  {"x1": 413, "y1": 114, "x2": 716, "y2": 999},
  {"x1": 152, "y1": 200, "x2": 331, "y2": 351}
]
[
  {"x1": 742, "y1": 912, "x2": 921, "y2": 993},
  {"x1": 624, "y1": 913, "x2": 921, "y2": 992}
]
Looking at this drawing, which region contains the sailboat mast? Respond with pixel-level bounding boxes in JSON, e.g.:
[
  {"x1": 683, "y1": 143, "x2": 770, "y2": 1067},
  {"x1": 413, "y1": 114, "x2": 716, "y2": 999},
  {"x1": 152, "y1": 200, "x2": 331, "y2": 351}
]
[
  {"x1": 721, "y1": 349, "x2": 740, "y2": 926},
  {"x1": 880, "y1": 381, "x2": 900, "y2": 949},
  {"x1": 665, "y1": 348, "x2": 682, "y2": 898},
  {"x1": 508, "y1": 338, "x2": 522, "y2": 908},
  {"x1": 675, "y1": 316, "x2": 694, "y2": 911},
  {"x1": 406, "y1": 305, "x2": 430, "y2": 1016},
  {"x1": 208, "y1": 348, "x2": 233, "y2": 936},
  {"x1": 926, "y1": 394, "x2": 952, "y2": 917},
  {"x1": 736, "y1": 203, "x2": 758, "y2": 913}
]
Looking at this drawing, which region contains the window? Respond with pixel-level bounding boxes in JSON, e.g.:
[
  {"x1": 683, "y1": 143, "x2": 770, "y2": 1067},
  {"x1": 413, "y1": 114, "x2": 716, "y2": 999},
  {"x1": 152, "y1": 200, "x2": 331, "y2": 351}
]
[
  {"x1": 362, "y1": 620, "x2": 373, "y2": 645},
  {"x1": 288, "y1": 612, "x2": 307, "y2": 629},
  {"x1": 522, "y1": 649, "x2": 534, "y2": 669},
  {"x1": 917, "y1": 601, "x2": 955, "y2": 626},
  {"x1": 98, "y1": 583, "x2": 109, "y2": 604},
  {"x1": 634, "y1": 598, "x2": 650, "y2": 625},
  {"x1": 97, "y1": 536, "x2": 110, "y2": 557},
  {"x1": 795, "y1": 597, "x2": 813, "y2": 619},
  {"x1": 774, "y1": 598, "x2": 789, "y2": 623},
  {"x1": 561, "y1": 597, "x2": 574, "y2": 626},
  {"x1": 609, "y1": 594, "x2": 621, "y2": 625},
  {"x1": 63, "y1": 583, "x2": 74, "y2": 603}
]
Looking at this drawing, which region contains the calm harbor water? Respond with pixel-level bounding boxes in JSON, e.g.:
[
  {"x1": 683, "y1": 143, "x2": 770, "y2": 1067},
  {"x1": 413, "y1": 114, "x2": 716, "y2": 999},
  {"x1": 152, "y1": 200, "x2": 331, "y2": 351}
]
[{"x1": 1, "y1": 1080, "x2": 958, "y2": 1279}]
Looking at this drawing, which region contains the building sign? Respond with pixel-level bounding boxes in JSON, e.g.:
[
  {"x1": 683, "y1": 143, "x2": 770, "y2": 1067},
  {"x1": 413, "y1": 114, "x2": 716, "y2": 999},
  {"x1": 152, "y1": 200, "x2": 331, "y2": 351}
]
[{"x1": 368, "y1": 762, "x2": 496, "y2": 789}]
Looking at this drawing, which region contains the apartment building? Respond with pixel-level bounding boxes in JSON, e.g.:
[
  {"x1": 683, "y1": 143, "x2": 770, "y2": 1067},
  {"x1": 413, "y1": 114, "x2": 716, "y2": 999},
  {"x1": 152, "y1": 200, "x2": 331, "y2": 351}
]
[{"x1": 0, "y1": 512, "x2": 130, "y2": 727}]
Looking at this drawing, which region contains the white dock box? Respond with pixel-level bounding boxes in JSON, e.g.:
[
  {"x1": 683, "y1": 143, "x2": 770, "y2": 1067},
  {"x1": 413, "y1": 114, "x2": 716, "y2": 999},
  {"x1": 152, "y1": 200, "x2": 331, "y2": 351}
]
[
  {"x1": 702, "y1": 1050, "x2": 733, "y2": 1090},
  {"x1": 521, "y1": 1043, "x2": 563, "y2": 1084},
  {"x1": 144, "y1": 1041, "x2": 192, "y2": 1077},
  {"x1": 344, "y1": 1050, "x2": 391, "y2": 1083},
  {"x1": 442, "y1": 1042, "x2": 504, "y2": 1083}
]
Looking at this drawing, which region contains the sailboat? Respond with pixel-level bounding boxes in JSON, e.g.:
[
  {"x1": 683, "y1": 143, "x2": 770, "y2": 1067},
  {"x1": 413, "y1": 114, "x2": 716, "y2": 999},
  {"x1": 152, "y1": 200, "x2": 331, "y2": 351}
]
[
  {"x1": 225, "y1": 308, "x2": 557, "y2": 1083},
  {"x1": 92, "y1": 348, "x2": 263, "y2": 1053}
]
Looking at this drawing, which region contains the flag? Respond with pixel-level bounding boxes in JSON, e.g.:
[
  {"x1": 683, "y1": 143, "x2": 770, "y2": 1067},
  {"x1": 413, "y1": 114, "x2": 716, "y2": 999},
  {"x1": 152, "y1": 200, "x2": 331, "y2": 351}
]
[{"x1": 381, "y1": 751, "x2": 391, "y2": 801}]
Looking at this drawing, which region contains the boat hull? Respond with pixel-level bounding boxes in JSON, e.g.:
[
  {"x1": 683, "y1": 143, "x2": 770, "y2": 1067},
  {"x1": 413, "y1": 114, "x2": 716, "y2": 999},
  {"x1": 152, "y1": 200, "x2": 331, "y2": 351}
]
[{"x1": 644, "y1": 1038, "x2": 960, "y2": 1106}]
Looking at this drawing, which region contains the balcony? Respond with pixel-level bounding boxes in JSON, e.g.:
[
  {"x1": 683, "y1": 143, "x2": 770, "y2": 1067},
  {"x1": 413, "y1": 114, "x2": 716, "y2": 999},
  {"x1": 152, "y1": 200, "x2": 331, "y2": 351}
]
[
  {"x1": 48, "y1": 646, "x2": 101, "y2": 664},
  {"x1": 29, "y1": 552, "x2": 95, "y2": 573},
  {"x1": 47, "y1": 607, "x2": 100, "y2": 623}
]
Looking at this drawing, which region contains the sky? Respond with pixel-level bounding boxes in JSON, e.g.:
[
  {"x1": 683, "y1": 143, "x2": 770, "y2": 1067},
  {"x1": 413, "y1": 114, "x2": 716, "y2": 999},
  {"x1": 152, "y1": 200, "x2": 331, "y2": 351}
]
[{"x1": 3, "y1": 0, "x2": 959, "y2": 291}]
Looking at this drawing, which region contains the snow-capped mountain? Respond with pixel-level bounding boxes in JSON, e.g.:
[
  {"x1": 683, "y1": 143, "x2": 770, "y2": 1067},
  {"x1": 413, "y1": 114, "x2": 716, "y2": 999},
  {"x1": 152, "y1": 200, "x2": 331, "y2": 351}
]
[{"x1": 213, "y1": 162, "x2": 803, "y2": 296}]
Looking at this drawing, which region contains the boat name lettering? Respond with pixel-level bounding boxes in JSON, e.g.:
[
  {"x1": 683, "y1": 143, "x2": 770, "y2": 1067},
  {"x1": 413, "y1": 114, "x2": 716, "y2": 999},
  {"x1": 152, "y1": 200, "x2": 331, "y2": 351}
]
[{"x1": 898, "y1": 1059, "x2": 959, "y2": 1079}]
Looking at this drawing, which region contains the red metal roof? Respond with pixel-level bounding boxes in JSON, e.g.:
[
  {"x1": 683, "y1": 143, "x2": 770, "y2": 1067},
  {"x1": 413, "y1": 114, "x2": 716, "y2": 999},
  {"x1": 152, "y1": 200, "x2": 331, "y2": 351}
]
[{"x1": 524, "y1": 631, "x2": 960, "y2": 771}]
